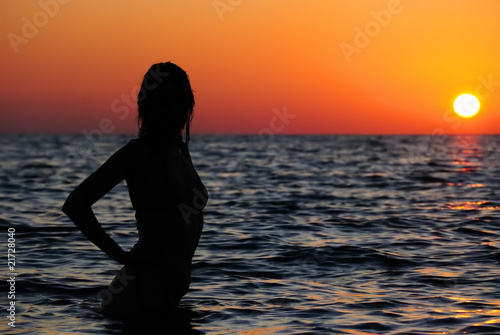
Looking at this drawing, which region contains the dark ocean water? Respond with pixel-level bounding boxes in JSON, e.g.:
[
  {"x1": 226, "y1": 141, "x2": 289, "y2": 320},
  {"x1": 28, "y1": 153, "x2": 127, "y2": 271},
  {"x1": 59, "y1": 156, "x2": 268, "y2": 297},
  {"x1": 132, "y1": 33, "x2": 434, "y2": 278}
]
[{"x1": 1, "y1": 134, "x2": 500, "y2": 334}]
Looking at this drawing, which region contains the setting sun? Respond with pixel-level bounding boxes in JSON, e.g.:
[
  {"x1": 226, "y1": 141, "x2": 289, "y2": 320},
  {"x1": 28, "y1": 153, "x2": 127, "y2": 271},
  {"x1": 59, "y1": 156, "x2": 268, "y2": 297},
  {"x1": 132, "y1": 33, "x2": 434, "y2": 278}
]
[{"x1": 454, "y1": 94, "x2": 480, "y2": 118}]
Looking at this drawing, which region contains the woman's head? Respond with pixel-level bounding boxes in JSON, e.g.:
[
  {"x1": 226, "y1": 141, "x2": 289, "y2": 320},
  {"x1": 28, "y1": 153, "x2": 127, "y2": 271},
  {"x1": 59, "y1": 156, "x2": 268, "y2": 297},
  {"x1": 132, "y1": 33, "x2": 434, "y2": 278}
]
[{"x1": 137, "y1": 62, "x2": 195, "y2": 143}]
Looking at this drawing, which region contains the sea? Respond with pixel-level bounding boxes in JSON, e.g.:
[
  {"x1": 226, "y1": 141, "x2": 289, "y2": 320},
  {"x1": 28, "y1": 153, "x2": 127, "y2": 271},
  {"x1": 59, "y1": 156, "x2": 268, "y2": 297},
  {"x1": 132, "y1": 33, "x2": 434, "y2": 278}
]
[{"x1": 1, "y1": 134, "x2": 500, "y2": 335}]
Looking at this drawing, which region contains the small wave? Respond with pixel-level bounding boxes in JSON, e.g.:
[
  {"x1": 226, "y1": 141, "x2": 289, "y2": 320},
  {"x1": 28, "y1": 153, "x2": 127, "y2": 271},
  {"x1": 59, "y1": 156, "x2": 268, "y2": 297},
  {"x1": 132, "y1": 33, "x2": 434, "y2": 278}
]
[
  {"x1": 350, "y1": 321, "x2": 394, "y2": 332},
  {"x1": 0, "y1": 216, "x2": 12, "y2": 227},
  {"x1": 460, "y1": 324, "x2": 500, "y2": 333},
  {"x1": 455, "y1": 227, "x2": 498, "y2": 236}
]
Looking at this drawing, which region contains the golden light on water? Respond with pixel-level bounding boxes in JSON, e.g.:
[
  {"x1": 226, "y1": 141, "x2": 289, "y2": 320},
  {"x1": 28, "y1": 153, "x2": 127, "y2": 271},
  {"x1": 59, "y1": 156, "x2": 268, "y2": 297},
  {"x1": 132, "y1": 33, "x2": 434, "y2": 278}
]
[
  {"x1": 442, "y1": 201, "x2": 500, "y2": 211},
  {"x1": 446, "y1": 183, "x2": 483, "y2": 188},
  {"x1": 484, "y1": 319, "x2": 500, "y2": 324},
  {"x1": 234, "y1": 326, "x2": 287, "y2": 335}
]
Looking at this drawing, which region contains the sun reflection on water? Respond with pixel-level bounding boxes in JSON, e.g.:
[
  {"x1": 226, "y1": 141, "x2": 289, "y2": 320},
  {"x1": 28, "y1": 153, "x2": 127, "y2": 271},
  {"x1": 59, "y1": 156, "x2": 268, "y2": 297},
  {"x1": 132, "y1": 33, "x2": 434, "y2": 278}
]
[
  {"x1": 442, "y1": 201, "x2": 500, "y2": 211},
  {"x1": 234, "y1": 326, "x2": 287, "y2": 335},
  {"x1": 446, "y1": 183, "x2": 484, "y2": 188}
]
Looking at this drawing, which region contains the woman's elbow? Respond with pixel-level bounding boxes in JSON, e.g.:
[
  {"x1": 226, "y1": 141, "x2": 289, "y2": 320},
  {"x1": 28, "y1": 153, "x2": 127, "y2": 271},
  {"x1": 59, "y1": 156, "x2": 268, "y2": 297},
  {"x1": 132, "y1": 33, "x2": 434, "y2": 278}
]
[
  {"x1": 62, "y1": 193, "x2": 84, "y2": 216},
  {"x1": 62, "y1": 198, "x2": 75, "y2": 216}
]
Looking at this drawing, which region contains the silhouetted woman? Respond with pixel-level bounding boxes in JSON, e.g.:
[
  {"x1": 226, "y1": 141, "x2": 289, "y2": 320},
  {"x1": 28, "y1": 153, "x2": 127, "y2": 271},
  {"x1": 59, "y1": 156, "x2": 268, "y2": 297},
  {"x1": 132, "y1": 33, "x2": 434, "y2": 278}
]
[{"x1": 62, "y1": 62, "x2": 208, "y2": 317}]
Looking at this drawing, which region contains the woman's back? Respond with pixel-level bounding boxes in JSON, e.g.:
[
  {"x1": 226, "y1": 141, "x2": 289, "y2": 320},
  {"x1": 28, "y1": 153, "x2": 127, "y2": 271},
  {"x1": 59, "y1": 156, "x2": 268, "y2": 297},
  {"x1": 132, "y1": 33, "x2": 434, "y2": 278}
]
[
  {"x1": 125, "y1": 138, "x2": 207, "y2": 217},
  {"x1": 125, "y1": 137, "x2": 207, "y2": 258}
]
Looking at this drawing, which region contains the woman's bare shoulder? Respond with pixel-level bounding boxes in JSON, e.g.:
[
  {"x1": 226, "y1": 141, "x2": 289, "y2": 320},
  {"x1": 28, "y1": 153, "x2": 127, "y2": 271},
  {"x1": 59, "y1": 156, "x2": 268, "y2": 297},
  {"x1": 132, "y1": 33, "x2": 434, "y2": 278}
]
[
  {"x1": 105, "y1": 138, "x2": 145, "y2": 167},
  {"x1": 121, "y1": 137, "x2": 145, "y2": 155},
  {"x1": 126, "y1": 137, "x2": 142, "y2": 148}
]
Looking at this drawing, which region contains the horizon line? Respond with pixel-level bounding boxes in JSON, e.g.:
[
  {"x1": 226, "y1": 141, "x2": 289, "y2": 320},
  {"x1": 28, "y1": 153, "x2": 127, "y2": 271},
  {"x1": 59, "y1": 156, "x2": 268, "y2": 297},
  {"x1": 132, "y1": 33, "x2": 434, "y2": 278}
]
[{"x1": 1, "y1": 132, "x2": 499, "y2": 136}]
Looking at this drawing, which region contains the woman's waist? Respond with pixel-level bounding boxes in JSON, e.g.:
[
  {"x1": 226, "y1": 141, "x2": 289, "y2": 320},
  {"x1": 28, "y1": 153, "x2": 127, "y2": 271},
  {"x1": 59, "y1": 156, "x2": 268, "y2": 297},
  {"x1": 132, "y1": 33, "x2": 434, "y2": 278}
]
[
  {"x1": 134, "y1": 206, "x2": 184, "y2": 224},
  {"x1": 135, "y1": 207, "x2": 202, "y2": 229},
  {"x1": 135, "y1": 209, "x2": 203, "y2": 257}
]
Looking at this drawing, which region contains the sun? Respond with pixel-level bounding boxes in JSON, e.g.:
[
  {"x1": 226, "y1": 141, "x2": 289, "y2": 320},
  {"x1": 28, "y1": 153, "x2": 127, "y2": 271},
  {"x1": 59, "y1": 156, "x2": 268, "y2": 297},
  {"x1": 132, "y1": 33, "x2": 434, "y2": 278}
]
[{"x1": 453, "y1": 94, "x2": 480, "y2": 118}]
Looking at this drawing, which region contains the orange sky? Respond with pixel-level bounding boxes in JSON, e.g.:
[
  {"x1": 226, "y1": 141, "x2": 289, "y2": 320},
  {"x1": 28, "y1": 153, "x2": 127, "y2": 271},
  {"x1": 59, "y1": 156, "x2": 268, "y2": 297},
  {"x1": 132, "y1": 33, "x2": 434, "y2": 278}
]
[{"x1": 1, "y1": 0, "x2": 499, "y2": 134}]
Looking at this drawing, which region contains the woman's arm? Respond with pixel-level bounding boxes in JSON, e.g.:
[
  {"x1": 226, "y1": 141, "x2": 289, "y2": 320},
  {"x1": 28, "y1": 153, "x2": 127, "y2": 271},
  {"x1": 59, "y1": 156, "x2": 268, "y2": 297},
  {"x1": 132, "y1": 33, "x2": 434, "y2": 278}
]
[
  {"x1": 62, "y1": 141, "x2": 136, "y2": 264},
  {"x1": 63, "y1": 206, "x2": 129, "y2": 264}
]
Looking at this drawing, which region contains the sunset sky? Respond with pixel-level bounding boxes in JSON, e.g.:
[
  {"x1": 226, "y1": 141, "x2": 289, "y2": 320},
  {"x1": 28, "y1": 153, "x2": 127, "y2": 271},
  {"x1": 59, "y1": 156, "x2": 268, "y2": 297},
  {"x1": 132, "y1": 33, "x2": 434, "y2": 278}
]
[{"x1": 1, "y1": 0, "x2": 499, "y2": 135}]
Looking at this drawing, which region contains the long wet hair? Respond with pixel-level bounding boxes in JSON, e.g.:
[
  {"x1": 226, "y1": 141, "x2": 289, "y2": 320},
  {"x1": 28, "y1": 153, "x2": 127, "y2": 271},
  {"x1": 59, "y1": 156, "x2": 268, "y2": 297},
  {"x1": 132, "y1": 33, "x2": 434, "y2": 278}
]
[{"x1": 137, "y1": 62, "x2": 195, "y2": 144}]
